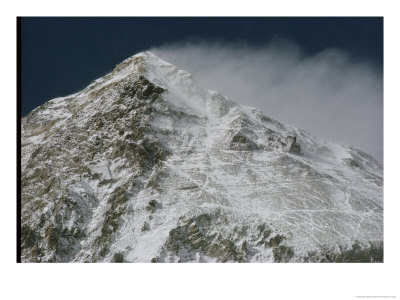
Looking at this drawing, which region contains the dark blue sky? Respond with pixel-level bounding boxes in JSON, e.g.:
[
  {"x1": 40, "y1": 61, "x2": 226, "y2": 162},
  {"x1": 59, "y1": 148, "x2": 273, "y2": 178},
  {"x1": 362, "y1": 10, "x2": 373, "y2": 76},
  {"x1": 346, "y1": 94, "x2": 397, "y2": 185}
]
[{"x1": 21, "y1": 17, "x2": 383, "y2": 116}]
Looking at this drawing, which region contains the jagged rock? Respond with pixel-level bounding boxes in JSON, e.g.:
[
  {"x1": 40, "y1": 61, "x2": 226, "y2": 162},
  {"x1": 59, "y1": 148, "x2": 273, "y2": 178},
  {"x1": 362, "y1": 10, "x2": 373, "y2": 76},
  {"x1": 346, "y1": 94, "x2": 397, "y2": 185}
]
[
  {"x1": 145, "y1": 200, "x2": 159, "y2": 213},
  {"x1": 230, "y1": 134, "x2": 258, "y2": 151},
  {"x1": 285, "y1": 135, "x2": 301, "y2": 154},
  {"x1": 141, "y1": 222, "x2": 150, "y2": 232},
  {"x1": 344, "y1": 158, "x2": 361, "y2": 168},
  {"x1": 163, "y1": 211, "x2": 250, "y2": 262},
  {"x1": 273, "y1": 245, "x2": 295, "y2": 262},
  {"x1": 112, "y1": 252, "x2": 124, "y2": 263}
]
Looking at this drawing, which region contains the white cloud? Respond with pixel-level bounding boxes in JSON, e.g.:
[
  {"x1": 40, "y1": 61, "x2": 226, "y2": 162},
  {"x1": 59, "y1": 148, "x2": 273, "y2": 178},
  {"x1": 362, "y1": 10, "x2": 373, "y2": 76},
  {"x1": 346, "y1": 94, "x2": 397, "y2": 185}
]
[{"x1": 151, "y1": 40, "x2": 383, "y2": 162}]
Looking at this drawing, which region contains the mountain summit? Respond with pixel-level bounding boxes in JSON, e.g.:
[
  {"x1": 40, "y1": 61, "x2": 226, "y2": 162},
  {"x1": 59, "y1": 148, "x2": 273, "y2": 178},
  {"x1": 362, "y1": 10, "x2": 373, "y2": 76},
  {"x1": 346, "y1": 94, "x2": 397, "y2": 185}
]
[{"x1": 21, "y1": 51, "x2": 383, "y2": 262}]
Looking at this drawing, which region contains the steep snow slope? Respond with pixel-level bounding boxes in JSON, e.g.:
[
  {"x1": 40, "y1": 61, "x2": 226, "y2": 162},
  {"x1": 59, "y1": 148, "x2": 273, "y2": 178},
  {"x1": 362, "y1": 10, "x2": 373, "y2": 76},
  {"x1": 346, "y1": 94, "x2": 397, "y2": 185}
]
[{"x1": 21, "y1": 52, "x2": 383, "y2": 262}]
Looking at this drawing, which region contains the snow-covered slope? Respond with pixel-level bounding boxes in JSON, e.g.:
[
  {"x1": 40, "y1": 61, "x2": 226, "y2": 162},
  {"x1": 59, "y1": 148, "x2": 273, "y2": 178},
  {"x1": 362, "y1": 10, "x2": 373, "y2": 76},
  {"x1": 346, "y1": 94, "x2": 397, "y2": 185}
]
[{"x1": 21, "y1": 51, "x2": 383, "y2": 262}]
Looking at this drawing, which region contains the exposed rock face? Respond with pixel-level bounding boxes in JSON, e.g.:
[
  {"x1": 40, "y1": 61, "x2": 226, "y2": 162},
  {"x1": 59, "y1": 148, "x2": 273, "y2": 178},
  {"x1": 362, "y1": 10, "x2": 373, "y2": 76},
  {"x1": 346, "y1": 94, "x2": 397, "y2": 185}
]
[
  {"x1": 285, "y1": 135, "x2": 301, "y2": 154},
  {"x1": 156, "y1": 210, "x2": 295, "y2": 263},
  {"x1": 21, "y1": 52, "x2": 383, "y2": 263},
  {"x1": 230, "y1": 134, "x2": 258, "y2": 151}
]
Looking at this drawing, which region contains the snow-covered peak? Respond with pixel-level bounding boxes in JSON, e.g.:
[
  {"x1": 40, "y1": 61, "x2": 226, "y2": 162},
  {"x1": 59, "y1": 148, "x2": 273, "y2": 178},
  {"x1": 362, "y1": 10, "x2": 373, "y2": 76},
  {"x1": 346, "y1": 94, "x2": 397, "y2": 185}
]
[
  {"x1": 113, "y1": 51, "x2": 207, "y2": 94},
  {"x1": 21, "y1": 51, "x2": 383, "y2": 263},
  {"x1": 125, "y1": 51, "x2": 223, "y2": 118}
]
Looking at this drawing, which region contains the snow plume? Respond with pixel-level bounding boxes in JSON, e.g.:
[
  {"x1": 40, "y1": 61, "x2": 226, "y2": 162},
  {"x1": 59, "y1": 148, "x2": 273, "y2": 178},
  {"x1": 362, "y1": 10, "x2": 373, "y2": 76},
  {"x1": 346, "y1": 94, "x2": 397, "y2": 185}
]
[{"x1": 151, "y1": 40, "x2": 383, "y2": 163}]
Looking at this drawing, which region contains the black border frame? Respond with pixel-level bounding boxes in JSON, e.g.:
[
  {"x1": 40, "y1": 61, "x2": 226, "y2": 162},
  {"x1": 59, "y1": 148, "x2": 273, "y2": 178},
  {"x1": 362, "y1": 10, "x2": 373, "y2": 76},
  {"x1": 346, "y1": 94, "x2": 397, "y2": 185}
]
[{"x1": 17, "y1": 17, "x2": 22, "y2": 263}]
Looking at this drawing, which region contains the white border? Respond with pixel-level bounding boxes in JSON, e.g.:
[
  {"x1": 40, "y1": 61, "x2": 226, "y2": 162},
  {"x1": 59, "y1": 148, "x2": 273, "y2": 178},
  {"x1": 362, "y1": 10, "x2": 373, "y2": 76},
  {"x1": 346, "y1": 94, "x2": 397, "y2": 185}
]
[{"x1": 1, "y1": 1, "x2": 399, "y2": 299}]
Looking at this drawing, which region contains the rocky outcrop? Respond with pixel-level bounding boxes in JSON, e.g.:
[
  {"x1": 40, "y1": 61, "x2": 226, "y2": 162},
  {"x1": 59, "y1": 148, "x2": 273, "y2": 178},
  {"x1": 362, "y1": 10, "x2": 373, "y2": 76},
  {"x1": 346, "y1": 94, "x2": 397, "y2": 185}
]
[
  {"x1": 230, "y1": 134, "x2": 258, "y2": 151},
  {"x1": 285, "y1": 135, "x2": 301, "y2": 154}
]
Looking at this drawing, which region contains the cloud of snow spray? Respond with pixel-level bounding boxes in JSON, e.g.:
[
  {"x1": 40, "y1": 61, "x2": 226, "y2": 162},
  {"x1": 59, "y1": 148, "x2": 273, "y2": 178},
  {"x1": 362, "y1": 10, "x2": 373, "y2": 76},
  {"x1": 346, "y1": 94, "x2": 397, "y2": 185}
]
[{"x1": 151, "y1": 40, "x2": 383, "y2": 163}]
